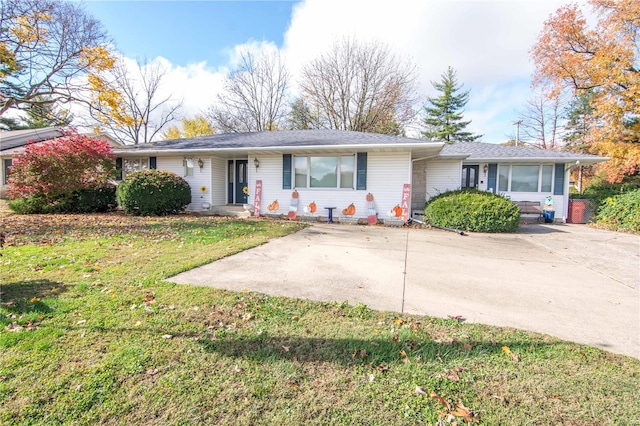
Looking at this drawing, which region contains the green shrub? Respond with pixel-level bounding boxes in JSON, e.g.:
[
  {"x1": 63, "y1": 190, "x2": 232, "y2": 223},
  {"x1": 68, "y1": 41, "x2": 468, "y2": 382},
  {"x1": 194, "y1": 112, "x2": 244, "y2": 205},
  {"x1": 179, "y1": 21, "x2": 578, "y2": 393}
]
[
  {"x1": 116, "y1": 170, "x2": 191, "y2": 216},
  {"x1": 424, "y1": 189, "x2": 520, "y2": 233},
  {"x1": 72, "y1": 185, "x2": 117, "y2": 213},
  {"x1": 594, "y1": 189, "x2": 640, "y2": 232},
  {"x1": 9, "y1": 196, "x2": 57, "y2": 214},
  {"x1": 571, "y1": 176, "x2": 640, "y2": 216}
]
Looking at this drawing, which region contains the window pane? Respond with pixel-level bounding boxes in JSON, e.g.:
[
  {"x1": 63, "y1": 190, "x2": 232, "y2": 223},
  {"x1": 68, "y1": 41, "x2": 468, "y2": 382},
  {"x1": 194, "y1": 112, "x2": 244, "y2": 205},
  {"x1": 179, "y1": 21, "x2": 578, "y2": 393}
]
[
  {"x1": 498, "y1": 165, "x2": 509, "y2": 192},
  {"x1": 511, "y1": 165, "x2": 539, "y2": 192},
  {"x1": 4, "y1": 159, "x2": 12, "y2": 185},
  {"x1": 461, "y1": 167, "x2": 468, "y2": 188},
  {"x1": 541, "y1": 165, "x2": 553, "y2": 192},
  {"x1": 310, "y1": 156, "x2": 337, "y2": 188},
  {"x1": 185, "y1": 158, "x2": 194, "y2": 176},
  {"x1": 294, "y1": 156, "x2": 307, "y2": 188},
  {"x1": 340, "y1": 155, "x2": 354, "y2": 188}
]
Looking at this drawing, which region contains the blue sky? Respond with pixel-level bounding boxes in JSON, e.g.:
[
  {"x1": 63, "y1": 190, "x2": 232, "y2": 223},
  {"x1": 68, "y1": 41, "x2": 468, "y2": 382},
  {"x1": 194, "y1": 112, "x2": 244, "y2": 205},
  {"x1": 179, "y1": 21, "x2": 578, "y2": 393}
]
[{"x1": 79, "y1": 0, "x2": 578, "y2": 143}]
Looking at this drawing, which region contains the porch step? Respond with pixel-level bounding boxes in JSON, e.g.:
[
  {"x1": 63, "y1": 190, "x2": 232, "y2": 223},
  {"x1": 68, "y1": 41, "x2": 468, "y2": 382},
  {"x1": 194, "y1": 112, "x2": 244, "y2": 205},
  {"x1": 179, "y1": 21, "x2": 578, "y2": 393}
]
[{"x1": 203, "y1": 205, "x2": 252, "y2": 218}]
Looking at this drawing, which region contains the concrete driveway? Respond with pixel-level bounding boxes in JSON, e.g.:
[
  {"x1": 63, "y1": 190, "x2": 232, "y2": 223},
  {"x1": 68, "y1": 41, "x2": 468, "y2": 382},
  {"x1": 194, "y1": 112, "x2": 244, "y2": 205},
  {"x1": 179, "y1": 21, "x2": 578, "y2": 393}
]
[{"x1": 168, "y1": 223, "x2": 640, "y2": 359}]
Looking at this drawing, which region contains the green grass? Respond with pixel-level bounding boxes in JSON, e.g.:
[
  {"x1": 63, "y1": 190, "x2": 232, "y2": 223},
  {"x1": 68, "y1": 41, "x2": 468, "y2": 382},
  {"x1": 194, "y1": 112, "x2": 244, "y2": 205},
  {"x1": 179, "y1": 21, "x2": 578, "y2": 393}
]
[{"x1": 1, "y1": 212, "x2": 639, "y2": 425}]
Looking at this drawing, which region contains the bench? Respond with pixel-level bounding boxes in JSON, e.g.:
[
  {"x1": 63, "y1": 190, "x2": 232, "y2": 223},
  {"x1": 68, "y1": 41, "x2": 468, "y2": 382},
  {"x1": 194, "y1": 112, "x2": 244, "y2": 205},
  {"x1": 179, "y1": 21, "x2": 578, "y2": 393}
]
[{"x1": 514, "y1": 201, "x2": 543, "y2": 223}]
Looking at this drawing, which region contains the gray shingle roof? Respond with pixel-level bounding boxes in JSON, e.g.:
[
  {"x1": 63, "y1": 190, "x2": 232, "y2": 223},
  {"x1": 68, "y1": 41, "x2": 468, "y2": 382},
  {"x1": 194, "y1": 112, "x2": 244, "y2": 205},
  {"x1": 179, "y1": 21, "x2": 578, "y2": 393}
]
[
  {"x1": 440, "y1": 142, "x2": 605, "y2": 161},
  {"x1": 0, "y1": 127, "x2": 62, "y2": 152},
  {"x1": 121, "y1": 129, "x2": 434, "y2": 151}
]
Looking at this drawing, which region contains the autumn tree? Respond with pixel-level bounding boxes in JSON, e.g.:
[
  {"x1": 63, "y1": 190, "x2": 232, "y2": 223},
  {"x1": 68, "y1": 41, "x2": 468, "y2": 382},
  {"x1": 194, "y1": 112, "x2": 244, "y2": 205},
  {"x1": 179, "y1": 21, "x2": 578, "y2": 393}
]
[
  {"x1": 161, "y1": 115, "x2": 215, "y2": 140},
  {"x1": 515, "y1": 91, "x2": 566, "y2": 150},
  {"x1": 299, "y1": 38, "x2": 417, "y2": 135},
  {"x1": 531, "y1": 0, "x2": 640, "y2": 182},
  {"x1": 0, "y1": 0, "x2": 115, "y2": 116},
  {"x1": 206, "y1": 49, "x2": 290, "y2": 133},
  {"x1": 7, "y1": 130, "x2": 115, "y2": 203},
  {"x1": 287, "y1": 98, "x2": 321, "y2": 130},
  {"x1": 421, "y1": 66, "x2": 481, "y2": 143},
  {"x1": 87, "y1": 58, "x2": 183, "y2": 144}
]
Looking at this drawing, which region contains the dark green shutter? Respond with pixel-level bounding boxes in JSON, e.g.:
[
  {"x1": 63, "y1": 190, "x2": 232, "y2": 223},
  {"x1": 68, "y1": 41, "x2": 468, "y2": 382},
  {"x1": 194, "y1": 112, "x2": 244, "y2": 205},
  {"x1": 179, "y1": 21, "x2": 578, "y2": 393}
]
[
  {"x1": 554, "y1": 163, "x2": 565, "y2": 195},
  {"x1": 487, "y1": 164, "x2": 497, "y2": 193},
  {"x1": 115, "y1": 157, "x2": 123, "y2": 180},
  {"x1": 149, "y1": 157, "x2": 157, "y2": 169},
  {"x1": 356, "y1": 152, "x2": 367, "y2": 190},
  {"x1": 282, "y1": 154, "x2": 292, "y2": 189}
]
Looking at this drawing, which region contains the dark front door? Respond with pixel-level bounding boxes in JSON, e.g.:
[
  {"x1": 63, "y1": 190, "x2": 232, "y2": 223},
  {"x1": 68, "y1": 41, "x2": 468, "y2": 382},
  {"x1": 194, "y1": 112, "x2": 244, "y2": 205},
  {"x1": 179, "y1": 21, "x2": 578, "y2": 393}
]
[
  {"x1": 234, "y1": 160, "x2": 248, "y2": 204},
  {"x1": 461, "y1": 165, "x2": 479, "y2": 189}
]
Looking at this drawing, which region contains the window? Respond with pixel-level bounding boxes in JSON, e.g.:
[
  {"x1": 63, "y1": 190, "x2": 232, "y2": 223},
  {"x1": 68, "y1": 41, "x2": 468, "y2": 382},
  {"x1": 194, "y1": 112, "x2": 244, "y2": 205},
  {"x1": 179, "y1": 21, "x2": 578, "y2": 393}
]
[
  {"x1": 294, "y1": 156, "x2": 307, "y2": 188},
  {"x1": 184, "y1": 158, "x2": 194, "y2": 176},
  {"x1": 498, "y1": 164, "x2": 555, "y2": 193},
  {"x1": 498, "y1": 165, "x2": 509, "y2": 192},
  {"x1": 541, "y1": 165, "x2": 553, "y2": 192},
  {"x1": 293, "y1": 155, "x2": 355, "y2": 189},
  {"x1": 3, "y1": 159, "x2": 12, "y2": 185},
  {"x1": 340, "y1": 155, "x2": 354, "y2": 189},
  {"x1": 123, "y1": 158, "x2": 148, "y2": 179}
]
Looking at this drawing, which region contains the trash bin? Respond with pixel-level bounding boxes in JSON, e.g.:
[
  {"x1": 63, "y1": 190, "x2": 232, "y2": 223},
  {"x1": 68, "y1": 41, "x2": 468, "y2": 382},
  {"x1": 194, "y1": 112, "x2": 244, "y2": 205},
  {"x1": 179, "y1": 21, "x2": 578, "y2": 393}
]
[
  {"x1": 568, "y1": 200, "x2": 587, "y2": 223},
  {"x1": 543, "y1": 210, "x2": 555, "y2": 223}
]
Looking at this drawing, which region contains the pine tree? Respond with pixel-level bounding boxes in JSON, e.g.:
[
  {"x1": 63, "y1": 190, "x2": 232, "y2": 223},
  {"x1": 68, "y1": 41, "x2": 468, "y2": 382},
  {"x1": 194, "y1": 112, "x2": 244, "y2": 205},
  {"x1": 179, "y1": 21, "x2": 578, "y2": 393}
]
[
  {"x1": 563, "y1": 90, "x2": 594, "y2": 153},
  {"x1": 421, "y1": 66, "x2": 481, "y2": 143}
]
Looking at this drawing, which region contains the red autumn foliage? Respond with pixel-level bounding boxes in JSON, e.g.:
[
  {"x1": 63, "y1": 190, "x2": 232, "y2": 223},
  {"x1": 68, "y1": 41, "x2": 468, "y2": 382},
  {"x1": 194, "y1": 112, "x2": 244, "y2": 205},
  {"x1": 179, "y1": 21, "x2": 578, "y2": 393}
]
[{"x1": 7, "y1": 130, "x2": 115, "y2": 202}]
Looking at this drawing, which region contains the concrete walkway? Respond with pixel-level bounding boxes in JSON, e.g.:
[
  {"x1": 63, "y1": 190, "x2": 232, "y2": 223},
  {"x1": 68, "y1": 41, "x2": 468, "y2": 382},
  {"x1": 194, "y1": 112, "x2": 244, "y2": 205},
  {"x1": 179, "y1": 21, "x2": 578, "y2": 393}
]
[{"x1": 168, "y1": 223, "x2": 640, "y2": 359}]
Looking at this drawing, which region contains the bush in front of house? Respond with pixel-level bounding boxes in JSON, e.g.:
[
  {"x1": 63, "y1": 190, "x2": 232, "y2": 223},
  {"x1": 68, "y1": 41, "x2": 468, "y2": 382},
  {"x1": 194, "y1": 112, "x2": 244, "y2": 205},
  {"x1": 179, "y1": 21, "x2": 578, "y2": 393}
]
[
  {"x1": 116, "y1": 170, "x2": 191, "y2": 216},
  {"x1": 594, "y1": 188, "x2": 640, "y2": 232},
  {"x1": 71, "y1": 185, "x2": 118, "y2": 213},
  {"x1": 424, "y1": 189, "x2": 520, "y2": 233}
]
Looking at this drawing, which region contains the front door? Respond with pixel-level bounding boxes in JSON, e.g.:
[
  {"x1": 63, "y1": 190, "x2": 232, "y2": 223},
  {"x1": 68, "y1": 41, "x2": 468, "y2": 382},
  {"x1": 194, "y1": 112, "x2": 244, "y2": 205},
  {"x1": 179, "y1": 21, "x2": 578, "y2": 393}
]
[
  {"x1": 234, "y1": 160, "x2": 248, "y2": 204},
  {"x1": 461, "y1": 165, "x2": 479, "y2": 189}
]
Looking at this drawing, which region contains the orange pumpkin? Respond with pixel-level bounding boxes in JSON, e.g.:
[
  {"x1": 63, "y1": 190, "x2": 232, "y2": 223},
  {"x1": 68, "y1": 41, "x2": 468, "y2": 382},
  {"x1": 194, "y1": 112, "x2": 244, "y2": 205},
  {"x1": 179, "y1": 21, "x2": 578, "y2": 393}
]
[
  {"x1": 393, "y1": 205, "x2": 402, "y2": 217},
  {"x1": 366, "y1": 193, "x2": 374, "y2": 202},
  {"x1": 268, "y1": 200, "x2": 279, "y2": 211},
  {"x1": 309, "y1": 201, "x2": 317, "y2": 213},
  {"x1": 348, "y1": 203, "x2": 356, "y2": 215},
  {"x1": 292, "y1": 190, "x2": 299, "y2": 199}
]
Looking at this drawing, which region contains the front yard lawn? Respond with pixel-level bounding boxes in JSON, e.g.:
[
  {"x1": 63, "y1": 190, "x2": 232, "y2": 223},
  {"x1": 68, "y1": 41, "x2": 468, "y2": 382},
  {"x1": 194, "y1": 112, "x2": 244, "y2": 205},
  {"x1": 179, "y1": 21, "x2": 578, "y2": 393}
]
[{"x1": 1, "y1": 211, "x2": 639, "y2": 425}]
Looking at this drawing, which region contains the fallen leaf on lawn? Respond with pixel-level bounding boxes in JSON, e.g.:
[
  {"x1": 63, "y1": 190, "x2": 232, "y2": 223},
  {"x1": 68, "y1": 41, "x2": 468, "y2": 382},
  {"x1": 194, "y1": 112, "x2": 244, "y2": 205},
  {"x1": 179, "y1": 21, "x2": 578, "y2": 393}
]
[
  {"x1": 368, "y1": 374, "x2": 375, "y2": 382},
  {"x1": 30, "y1": 297, "x2": 40, "y2": 303},
  {"x1": 377, "y1": 363, "x2": 389, "y2": 372},
  {"x1": 448, "y1": 315, "x2": 464, "y2": 321},
  {"x1": 463, "y1": 343, "x2": 473, "y2": 351},
  {"x1": 291, "y1": 315, "x2": 299, "y2": 321},
  {"x1": 130, "y1": 304, "x2": 137, "y2": 310},
  {"x1": 161, "y1": 334, "x2": 172, "y2": 339},
  {"x1": 400, "y1": 350, "x2": 407, "y2": 358},
  {"x1": 233, "y1": 365, "x2": 242, "y2": 374},
  {"x1": 502, "y1": 345, "x2": 519, "y2": 362},
  {"x1": 77, "y1": 319, "x2": 86, "y2": 325},
  {"x1": 415, "y1": 386, "x2": 427, "y2": 395},
  {"x1": 450, "y1": 401, "x2": 479, "y2": 423},
  {"x1": 282, "y1": 345, "x2": 290, "y2": 352},
  {"x1": 429, "y1": 391, "x2": 450, "y2": 411},
  {"x1": 146, "y1": 368, "x2": 159, "y2": 376},
  {"x1": 168, "y1": 305, "x2": 175, "y2": 310},
  {"x1": 143, "y1": 294, "x2": 155, "y2": 303},
  {"x1": 445, "y1": 369, "x2": 460, "y2": 381},
  {"x1": 393, "y1": 317, "x2": 406, "y2": 325}
]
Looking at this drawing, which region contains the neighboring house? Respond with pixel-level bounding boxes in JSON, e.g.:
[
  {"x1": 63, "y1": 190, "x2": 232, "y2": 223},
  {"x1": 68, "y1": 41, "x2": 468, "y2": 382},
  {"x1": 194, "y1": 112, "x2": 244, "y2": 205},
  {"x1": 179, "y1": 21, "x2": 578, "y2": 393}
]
[
  {"x1": 112, "y1": 130, "x2": 607, "y2": 222},
  {"x1": 0, "y1": 127, "x2": 121, "y2": 199}
]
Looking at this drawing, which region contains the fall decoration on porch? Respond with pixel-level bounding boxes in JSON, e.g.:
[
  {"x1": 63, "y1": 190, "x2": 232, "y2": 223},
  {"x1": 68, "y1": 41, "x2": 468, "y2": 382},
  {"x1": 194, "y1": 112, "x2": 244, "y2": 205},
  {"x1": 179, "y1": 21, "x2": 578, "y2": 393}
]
[
  {"x1": 342, "y1": 203, "x2": 356, "y2": 216},
  {"x1": 393, "y1": 205, "x2": 402, "y2": 217},
  {"x1": 366, "y1": 193, "x2": 374, "y2": 202},
  {"x1": 309, "y1": 201, "x2": 317, "y2": 213},
  {"x1": 242, "y1": 186, "x2": 249, "y2": 195},
  {"x1": 267, "y1": 200, "x2": 279, "y2": 211},
  {"x1": 200, "y1": 186, "x2": 207, "y2": 193},
  {"x1": 292, "y1": 190, "x2": 299, "y2": 198}
]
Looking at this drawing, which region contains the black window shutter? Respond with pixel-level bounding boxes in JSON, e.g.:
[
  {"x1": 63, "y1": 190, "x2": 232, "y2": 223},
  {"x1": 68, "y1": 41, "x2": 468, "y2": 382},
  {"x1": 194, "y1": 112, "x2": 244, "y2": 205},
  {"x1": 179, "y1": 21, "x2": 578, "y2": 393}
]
[
  {"x1": 115, "y1": 157, "x2": 123, "y2": 180},
  {"x1": 149, "y1": 157, "x2": 157, "y2": 169},
  {"x1": 487, "y1": 164, "x2": 497, "y2": 193},
  {"x1": 356, "y1": 152, "x2": 367, "y2": 190},
  {"x1": 282, "y1": 154, "x2": 292, "y2": 189},
  {"x1": 554, "y1": 163, "x2": 565, "y2": 195}
]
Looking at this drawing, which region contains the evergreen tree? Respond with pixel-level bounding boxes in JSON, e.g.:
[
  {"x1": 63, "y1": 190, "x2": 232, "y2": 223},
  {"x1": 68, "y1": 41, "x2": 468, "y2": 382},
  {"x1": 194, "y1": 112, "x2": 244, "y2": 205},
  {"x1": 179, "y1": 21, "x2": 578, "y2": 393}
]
[
  {"x1": 421, "y1": 66, "x2": 481, "y2": 143},
  {"x1": 563, "y1": 90, "x2": 594, "y2": 153}
]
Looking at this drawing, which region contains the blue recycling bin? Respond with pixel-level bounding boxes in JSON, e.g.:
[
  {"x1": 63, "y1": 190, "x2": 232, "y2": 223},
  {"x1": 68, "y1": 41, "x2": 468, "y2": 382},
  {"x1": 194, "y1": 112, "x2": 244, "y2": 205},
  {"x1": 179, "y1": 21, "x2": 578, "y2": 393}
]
[{"x1": 543, "y1": 210, "x2": 555, "y2": 223}]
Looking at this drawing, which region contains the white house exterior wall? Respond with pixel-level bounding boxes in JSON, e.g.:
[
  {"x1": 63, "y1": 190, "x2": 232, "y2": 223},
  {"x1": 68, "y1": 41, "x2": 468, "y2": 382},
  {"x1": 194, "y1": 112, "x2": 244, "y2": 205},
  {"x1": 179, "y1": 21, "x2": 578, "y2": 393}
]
[
  {"x1": 425, "y1": 160, "x2": 461, "y2": 200},
  {"x1": 210, "y1": 156, "x2": 227, "y2": 206},
  {"x1": 157, "y1": 156, "x2": 210, "y2": 212},
  {"x1": 246, "y1": 151, "x2": 412, "y2": 219}
]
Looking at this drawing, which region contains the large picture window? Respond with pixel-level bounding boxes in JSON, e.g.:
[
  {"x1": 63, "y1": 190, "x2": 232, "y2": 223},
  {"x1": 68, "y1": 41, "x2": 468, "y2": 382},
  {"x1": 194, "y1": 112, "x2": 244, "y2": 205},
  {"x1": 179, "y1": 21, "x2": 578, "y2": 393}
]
[
  {"x1": 293, "y1": 155, "x2": 355, "y2": 189},
  {"x1": 497, "y1": 164, "x2": 556, "y2": 193},
  {"x1": 123, "y1": 158, "x2": 148, "y2": 178}
]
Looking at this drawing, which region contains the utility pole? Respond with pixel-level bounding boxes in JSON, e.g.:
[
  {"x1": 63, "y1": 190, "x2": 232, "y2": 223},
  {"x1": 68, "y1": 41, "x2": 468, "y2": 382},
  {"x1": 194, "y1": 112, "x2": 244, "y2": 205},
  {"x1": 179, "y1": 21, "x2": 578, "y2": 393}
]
[{"x1": 514, "y1": 120, "x2": 522, "y2": 147}]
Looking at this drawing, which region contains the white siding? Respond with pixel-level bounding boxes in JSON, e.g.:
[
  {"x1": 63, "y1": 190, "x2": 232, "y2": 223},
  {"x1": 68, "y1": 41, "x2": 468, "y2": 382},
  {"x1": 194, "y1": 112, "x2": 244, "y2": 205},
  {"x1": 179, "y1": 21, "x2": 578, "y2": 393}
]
[
  {"x1": 210, "y1": 156, "x2": 226, "y2": 206},
  {"x1": 246, "y1": 152, "x2": 412, "y2": 219},
  {"x1": 157, "y1": 156, "x2": 210, "y2": 211},
  {"x1": 425, "y1": 160, "x2": 461, "y2": 200}
]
